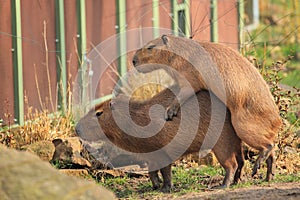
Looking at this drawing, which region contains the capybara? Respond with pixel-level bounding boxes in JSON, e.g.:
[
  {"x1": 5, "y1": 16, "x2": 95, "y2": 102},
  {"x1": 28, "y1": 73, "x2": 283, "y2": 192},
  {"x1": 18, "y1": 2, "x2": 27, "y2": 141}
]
[
  {"x1": 76, "y1": 86, "x2": 244, "y2": 192},
  {"x1": 132, "y1": 35, "x2": 282, "y2": 180}
]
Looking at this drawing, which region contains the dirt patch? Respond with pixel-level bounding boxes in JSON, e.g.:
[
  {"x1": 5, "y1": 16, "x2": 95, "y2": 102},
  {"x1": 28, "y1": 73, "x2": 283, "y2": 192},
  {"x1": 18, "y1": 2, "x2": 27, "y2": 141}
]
[{"x1": 157, "y1": 182, "x2": 300, "y2": 200}]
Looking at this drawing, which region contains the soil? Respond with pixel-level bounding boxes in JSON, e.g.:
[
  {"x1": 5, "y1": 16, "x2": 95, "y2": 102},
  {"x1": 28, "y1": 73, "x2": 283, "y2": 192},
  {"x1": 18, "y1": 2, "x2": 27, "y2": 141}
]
[{"x1": 153, "y1": 182, "x2": 300, "y2": 200}]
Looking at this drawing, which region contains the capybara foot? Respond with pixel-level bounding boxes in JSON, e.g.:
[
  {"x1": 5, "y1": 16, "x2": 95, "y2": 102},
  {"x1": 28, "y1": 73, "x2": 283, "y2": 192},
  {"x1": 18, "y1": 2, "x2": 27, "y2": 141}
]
[
  {"x1": 252, "y1": 162, "x2": 260, "y2": 177},
  {"x1": 252, "y1": 145, "x2": 274, "y2": 177},
  {"x1": 161, "y1": 184, "x2": 172, "y2": 193},
  {"x1": 265, "y1": 173, "x2": 274, "y2": 182},
  {"x1": 151, "y1": 178, "x2": 161, "y2": 190},
  {"x1": 165, "y1": 102, "x2": 180, "y2": 120},
  {"x1": 152, "y1": 184, "x2": 160, "y2": 190},
  {"x1": 149, "y1": 171, "x2": 161, "y2": 190}
]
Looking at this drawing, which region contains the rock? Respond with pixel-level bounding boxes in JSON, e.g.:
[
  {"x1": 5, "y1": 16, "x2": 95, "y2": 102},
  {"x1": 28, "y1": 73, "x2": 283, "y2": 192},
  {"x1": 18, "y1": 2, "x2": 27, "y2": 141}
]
[
  {"x1": 52, "y1": 137, "x2": 92, "y2": 168},
  {"x1": 0, "y1": 144, "x2": 116, "y2": 200},
  {"x1": 59, "y1": 169, "x2": 90, "y2": 178},
  {"x1": 284, "y1": 146, "x2": 297, "y2": 154},
  {"x1": 21, "y1": 140, "x2": 55, "y2": 162},
  {"x1": 82, "y1": 140, "x2": 146, "y2": 168}
]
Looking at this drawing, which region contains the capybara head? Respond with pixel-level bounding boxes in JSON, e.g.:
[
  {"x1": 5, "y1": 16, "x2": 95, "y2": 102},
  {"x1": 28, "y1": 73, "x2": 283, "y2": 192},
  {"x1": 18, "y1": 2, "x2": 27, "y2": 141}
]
[
  {"x1": 75, "y1": 101, "x2": 113, "y2": 142},
  {"x1": 132, "y1": 35, "x2": 169, "y2": 67},
  {"x1": 132, "y1": 34, "x2": 207, "y2": 76},
  {"x1": 76, "y1": 93, "x2": 175, "y2": 154},
  {"x1": 132, "y1": 35, "x2": 189, "y2": 72}
]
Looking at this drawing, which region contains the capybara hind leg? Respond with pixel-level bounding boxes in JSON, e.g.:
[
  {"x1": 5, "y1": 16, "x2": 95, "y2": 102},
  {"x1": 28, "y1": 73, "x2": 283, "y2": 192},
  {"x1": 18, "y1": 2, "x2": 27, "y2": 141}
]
[
  {"x1": 222, "y1": 164, "x2": 238, "y2": 188},
  {"x1": 214, "y1": 153, "x2": 238, "y2": 188},
  {"x1": 149, "y1": 170, "x2": 161, "y2": 190},
  {"x1": 252, "y1": 144, "x2": 274, "y2": 177},
  {"x1": 266, "y1": 149, "x2": 275, "y2": 181},
  {"x1": 231, "y1": 114, "x2": 275, "y2": 178},
  {"x1": 160, "y1": 165, "x2": 172, "y2": 193}
]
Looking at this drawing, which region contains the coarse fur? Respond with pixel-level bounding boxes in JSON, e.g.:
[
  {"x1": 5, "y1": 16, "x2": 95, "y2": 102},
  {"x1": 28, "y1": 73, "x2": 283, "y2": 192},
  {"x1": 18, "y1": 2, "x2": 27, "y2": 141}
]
[
  {"x1": 132, "y1": 35, "x2": 282, "y2": 181},
  {"x1": 76, "y1": 87, "x2": 244, "y2": 192}
]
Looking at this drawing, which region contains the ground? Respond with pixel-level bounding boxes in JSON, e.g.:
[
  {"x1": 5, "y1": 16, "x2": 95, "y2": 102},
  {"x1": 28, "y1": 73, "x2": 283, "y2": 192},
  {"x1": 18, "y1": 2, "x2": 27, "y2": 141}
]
[{"x1": 158, "y1": 182, "x2": 300, "y2": 200}]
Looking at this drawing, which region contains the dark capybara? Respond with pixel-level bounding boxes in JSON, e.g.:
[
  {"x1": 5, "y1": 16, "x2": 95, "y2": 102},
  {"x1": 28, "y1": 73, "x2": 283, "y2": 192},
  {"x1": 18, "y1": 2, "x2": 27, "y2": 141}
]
[
  {"x1": 132, "y1": 35, "x2": 282, "y2": 180},
  {"x1": 76, "y1": 86, "x2": 244, "y2": 192}
]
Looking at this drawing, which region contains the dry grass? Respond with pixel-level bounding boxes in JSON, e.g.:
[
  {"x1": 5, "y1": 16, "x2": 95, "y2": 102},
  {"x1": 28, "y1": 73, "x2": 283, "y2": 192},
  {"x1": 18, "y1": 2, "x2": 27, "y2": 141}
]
[
  {"x1": 116, "y1": 68, "x2": 175, "y2": 100},
  {"x1": 0, "y1": 22, "x2": 75, "y2": 149}
]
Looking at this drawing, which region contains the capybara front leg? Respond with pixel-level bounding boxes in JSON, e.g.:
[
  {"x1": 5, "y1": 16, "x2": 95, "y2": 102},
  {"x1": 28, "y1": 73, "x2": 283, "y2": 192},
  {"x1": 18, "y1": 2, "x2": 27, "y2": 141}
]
[
  {"x1": 165, "y1": 86, "x2": 195, "y2": 120},
  {"x1": 149, "y1": 170, "x2": 161, "y2": 190},
  {"x1": 165, "y1": 99, "x2": 180, "y2": 120},
  {"x1": 160, "y1": 165, "x2": 173, "y2": 193}
]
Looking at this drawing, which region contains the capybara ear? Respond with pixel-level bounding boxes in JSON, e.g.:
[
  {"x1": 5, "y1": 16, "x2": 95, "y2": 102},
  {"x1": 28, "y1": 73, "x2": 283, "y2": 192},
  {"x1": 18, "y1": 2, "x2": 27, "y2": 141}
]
[
  {"x1": 161, "y1": 35, "x2": 168, "y2": 45},
  {"x1": 109, "y1": 101, "x2": 115, "y2": 110}
]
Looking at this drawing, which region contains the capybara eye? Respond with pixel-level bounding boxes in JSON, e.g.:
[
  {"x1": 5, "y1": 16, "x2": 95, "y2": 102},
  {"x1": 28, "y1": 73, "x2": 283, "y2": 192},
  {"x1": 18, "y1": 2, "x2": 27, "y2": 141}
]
[
  {"x1": 95, "y1": 111, "x2": 103, "y2": 118},
  {"x1": 147, "y1": 45, "x2": 156, "y2": 50}
]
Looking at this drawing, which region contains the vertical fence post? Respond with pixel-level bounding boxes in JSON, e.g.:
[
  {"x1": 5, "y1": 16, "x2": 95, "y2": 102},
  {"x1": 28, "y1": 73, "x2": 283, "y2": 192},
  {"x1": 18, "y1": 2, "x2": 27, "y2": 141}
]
[
  {"x1": 77, "y1": 0, "x2": 87, "y2": 62},
  {"x1": 11, "y1": 0, "x2": 24, "y2": 125},
  {"x1": 152, "y1": 0, "x2": 160, "y2": 38},
  {"x1": 184, "y1": 0, "x2": 191, "y2": 38},
  {"x1": 76, "y1": 0, "x2": 89, "y2": 112},
  {"x1": 210, "y1": 0, "x2": 218, "y2": 43},
  {"x1": 238, "y1": 0, "x2": 245, "y2": 52},
  {"x1": 116, "y1": 0, "x2": 127, "y2": 76},
  {"x1": 172, "y1": 0, "x2": 190, "y2": 37},
  {"x1": 171, "y1": 0, "x2": 179, "y2": 36},
  {"x1": 55, "y1": 0, "x2": 67, "y2": 112}
]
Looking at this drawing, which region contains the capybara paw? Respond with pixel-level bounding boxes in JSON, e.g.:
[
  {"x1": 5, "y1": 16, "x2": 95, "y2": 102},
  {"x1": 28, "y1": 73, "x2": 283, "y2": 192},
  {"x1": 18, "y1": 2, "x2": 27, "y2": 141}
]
[
  {"x1": 152, "y1": 183, "x2": 160, "y2": 190},
  {"x1": 161, "y1": 184, "x2": 172, "y2": 193},
  {"x1": 252, "y1": 164, "x2": 260, "y2": 177},
  {"x1": 151, "y1": 179, "x2": 161, "y2": 190},
  {"x1": 251, "y1": 169, "x2": 257, "y2": 177},
  {"x1": 265, "y1": 173, "x2": 274, "y2": 182},
  {"x1": 164, "y1": 103, "x2": 180, "y2": 120}
]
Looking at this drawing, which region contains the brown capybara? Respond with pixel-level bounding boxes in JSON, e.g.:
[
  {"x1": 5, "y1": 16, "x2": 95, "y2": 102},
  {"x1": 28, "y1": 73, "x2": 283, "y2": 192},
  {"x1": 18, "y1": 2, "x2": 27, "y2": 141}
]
[
  {"x1": 76, "y1": 86, "x2": 244, "y2": 192},
  {"x1": 132, "y1": 35, "x2": 282, "y2": 181}
]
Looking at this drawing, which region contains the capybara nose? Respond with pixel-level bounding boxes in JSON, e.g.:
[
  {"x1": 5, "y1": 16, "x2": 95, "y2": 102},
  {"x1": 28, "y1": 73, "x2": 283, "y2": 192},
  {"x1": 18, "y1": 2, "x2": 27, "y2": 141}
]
[{"x1": 132, "y1": 55, "x2": 138, "y2": 66}]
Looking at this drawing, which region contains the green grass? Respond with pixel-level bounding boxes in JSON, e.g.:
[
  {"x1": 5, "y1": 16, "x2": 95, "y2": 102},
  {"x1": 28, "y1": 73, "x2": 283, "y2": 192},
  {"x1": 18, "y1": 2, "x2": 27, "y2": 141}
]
[
  {"x1": 97, "y1": 165, "x2": 223, "y2": 198},
  {"x1": 96, "y1": 165, "x2": 300, "y2": 199},
  {"x1": 232, "y1": 171, "x2": 300, "y2": 189},
  {"x1": 100, "y1": 166, "x2": 222, "y2": 198},
  {"x1": 281, "y1": 69, "x2": 300, "y2": 88}
]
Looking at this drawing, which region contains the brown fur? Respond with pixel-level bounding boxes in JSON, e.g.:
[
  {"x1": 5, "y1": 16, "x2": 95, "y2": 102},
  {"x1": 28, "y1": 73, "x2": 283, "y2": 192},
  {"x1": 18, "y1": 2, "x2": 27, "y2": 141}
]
[
  {"x1": 76, "y1": 87, "x2": 244, "y2": 192},
  {"x1": 132, "y1": 35, "x2": 282, "y2": 180}
]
